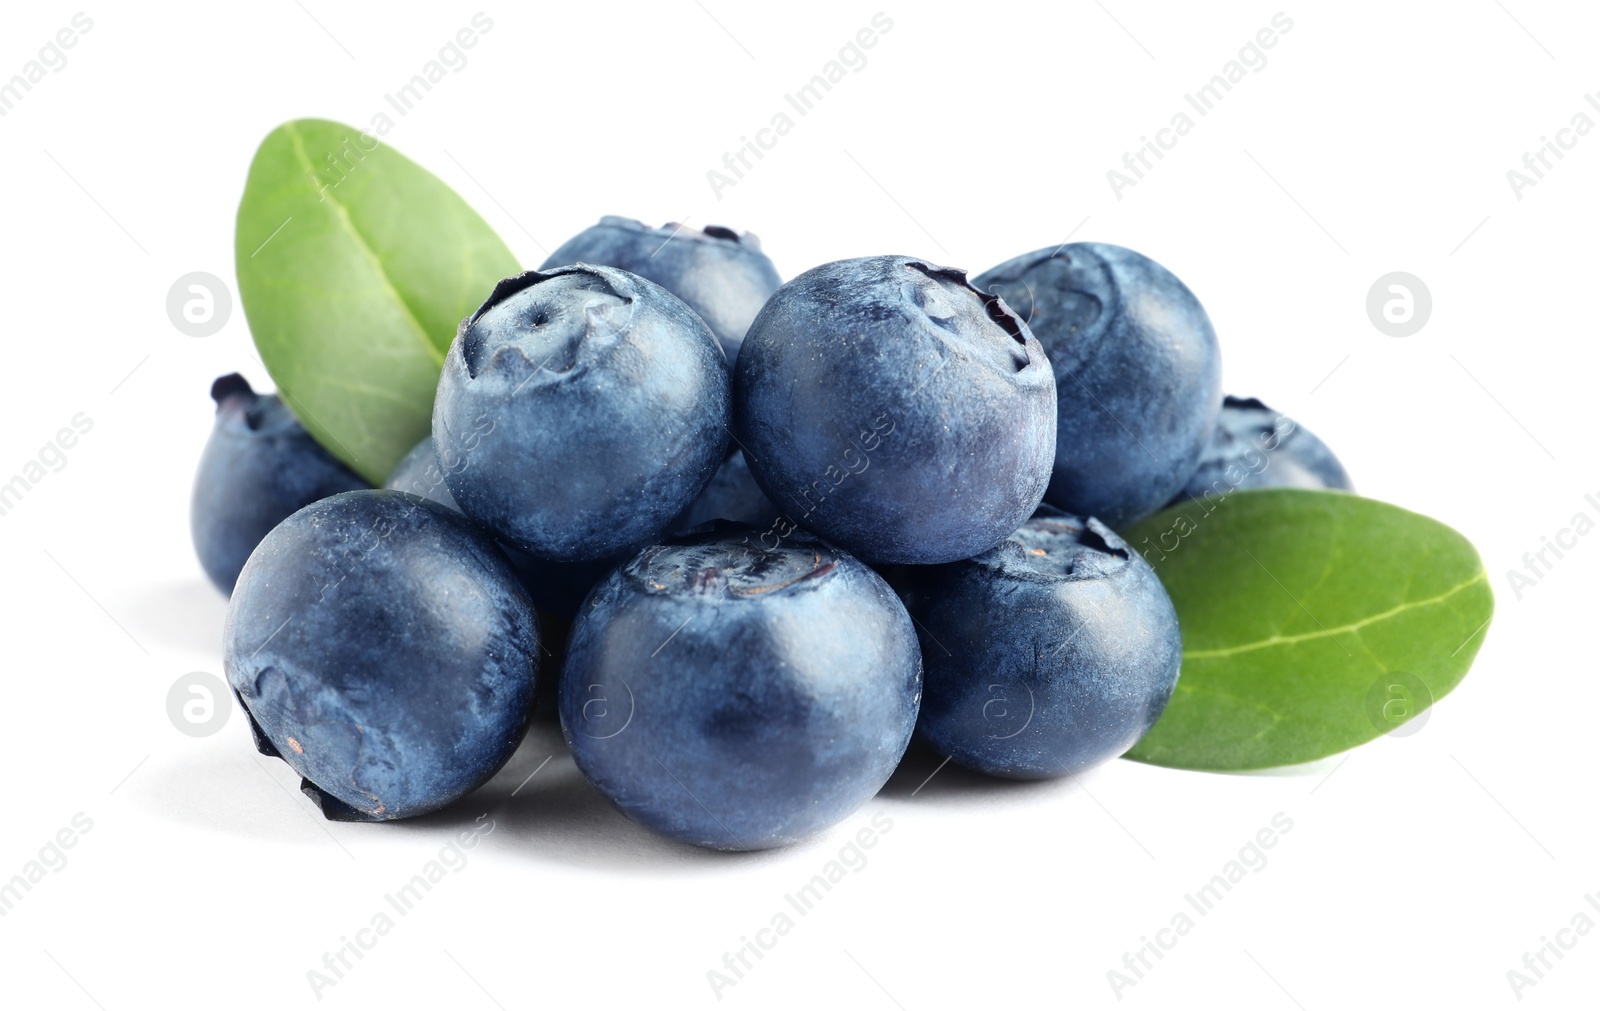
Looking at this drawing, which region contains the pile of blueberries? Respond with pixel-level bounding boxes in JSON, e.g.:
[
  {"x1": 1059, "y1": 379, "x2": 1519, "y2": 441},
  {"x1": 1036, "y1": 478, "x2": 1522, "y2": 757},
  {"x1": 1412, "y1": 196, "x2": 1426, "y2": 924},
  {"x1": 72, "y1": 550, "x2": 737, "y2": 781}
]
[{"x1": 196, "y1": 217, "x2": 1351, "y2": 851}]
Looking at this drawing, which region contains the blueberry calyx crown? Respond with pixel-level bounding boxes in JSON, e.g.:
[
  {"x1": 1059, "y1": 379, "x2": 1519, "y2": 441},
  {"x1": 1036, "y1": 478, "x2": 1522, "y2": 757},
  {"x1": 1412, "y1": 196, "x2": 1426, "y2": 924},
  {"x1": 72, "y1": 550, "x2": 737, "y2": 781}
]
[
  {"x1": 460, "y1": 267, "x2": 636, "y2": 380},
  {"x1": 906, "y1": 260, "x2": 1027, "y2": 341},
  {"x1": 627, "y1": 535, "x2": 840, "y2": 599},
  {"x1": 210, "y1": 372, "x2": 255, "y2": 407},
  {"x1": 980, "y1": 513, "x2": 1132, "y2": 583},
  {"x1": 901, "y1": 260, "x2": 1032, "y2": 376},
  {"x1": 209, "y1": 372, "x2": 277, "y2": 432}
]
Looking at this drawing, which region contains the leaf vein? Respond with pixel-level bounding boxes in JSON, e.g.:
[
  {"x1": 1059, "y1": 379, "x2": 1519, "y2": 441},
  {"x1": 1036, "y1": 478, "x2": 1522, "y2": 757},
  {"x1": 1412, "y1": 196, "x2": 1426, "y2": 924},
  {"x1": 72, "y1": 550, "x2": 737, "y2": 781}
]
[
  {"x1": 1182, "y1": 571, "x2": 1488, "y2": 660},
  {"x1": 283, "y1": 121, "x2": 443, "y2": 367}
]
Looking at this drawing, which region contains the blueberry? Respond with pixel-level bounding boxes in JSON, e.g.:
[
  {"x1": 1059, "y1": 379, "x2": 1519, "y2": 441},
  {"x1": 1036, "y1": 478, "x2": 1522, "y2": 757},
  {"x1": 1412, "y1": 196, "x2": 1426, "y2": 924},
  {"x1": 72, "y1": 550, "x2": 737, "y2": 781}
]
[
  {"x1": 386, "y1": 437, "x2": 593, "y2": 720},
  {"x1": 974, "y1": 243, "x2": 1222, "y2": 529},
  {"x1": 433, "y1": 265, "x2": 731, "y2": 562},
  {"x1": 1169, "y1": 396, "x2": 1353, "y2": 504},
  {"x1": 541, "y1": 216, "x2": 781, "y2": 364},
  {"x1": 224, "y1": 490, "x2": 539, "y2": 821},
  {"x1": 387, "y1": 435, "x2": 620, "y2": 619},
  {"x1": 560, "y1": 528, "x2": 922, "y2": 850},
  {"x1": 668, "y1": 450, "x2": 783, "y2": 535},
  {"x1": 893, "y1": 511, "x2": 1181, "y2": 779},
  {"x1": 384, "y1": 434, "x2": 460, "y2": 510},
  {"x1": 734, "y1": 256, "x2": 1056, "y2": 565},
  {"x1": 191, "y1": 374, "x2": 368, "y2": 594}
]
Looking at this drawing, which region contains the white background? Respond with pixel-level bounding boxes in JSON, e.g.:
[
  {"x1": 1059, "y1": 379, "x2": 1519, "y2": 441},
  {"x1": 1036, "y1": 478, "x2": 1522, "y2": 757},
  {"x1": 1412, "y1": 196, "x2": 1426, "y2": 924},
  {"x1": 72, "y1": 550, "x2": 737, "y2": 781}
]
[{"x1": 0, "y1": 2, "x2": 1595, "y2": 1008}]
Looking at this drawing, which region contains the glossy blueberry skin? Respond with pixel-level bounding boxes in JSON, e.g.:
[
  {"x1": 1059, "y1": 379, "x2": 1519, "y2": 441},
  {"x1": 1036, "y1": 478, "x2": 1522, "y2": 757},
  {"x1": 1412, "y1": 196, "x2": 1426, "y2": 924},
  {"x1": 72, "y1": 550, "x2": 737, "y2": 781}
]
[
  {"x1": 224, "y1": 490, "x2": 539, "y2": 821},
  {"x1": 385, "y1": 437, "x2": 586, "y2": 719},
  {"x1": 434, "y1": 265, "x2": 731, "y2": 562},
  {"x1": 191, "y1": 374, "x2": 369, "y2": 594},
  {"x1": 1169, "y1": 396, "x2": 1353, "y2": 504},
  {"x1": 384, "y1": 435, "x2": 461, "y2": 510},
  {"x1": 560, "y1": 529, "x2": 922, "y2": 850},
  {"x1": 974, "y1": 243, "x2": 1222, "y2": 529},
  {"x1": 894, "y1": 512, "x2": 1181, "y2": 779},
  {"x1": 387, "y1": 436, "x2": 619, "y2": 619},
  {"x1": 734, "y1": 256, "x2": 1057, "y2": 565},
  {"x1": 669, "y1": 450, "x2": 783, "y2": 535},
  {"x1": 541, "y1": 216, "x2": 781, "y2": 364}
]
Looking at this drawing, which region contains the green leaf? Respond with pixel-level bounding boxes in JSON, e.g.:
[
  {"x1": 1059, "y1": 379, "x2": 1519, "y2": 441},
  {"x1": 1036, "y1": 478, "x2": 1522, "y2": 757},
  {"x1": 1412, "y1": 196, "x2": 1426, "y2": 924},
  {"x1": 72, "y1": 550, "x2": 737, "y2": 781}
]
[
  {"x1": 234, "y1": 119, "x2": 519, "y2": 484},
  {"x1": 1122, "y1": 489, "x2": 1493, "y2": 771}
]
